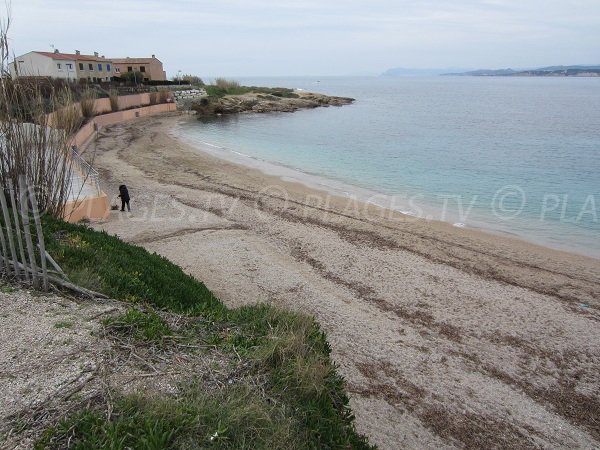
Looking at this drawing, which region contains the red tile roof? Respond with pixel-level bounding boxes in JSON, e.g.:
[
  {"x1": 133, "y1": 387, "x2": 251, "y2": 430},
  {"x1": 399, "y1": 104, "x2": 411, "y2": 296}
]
[
  {"x1": 111, "y1": 57, "x2": 160, "y2": 64},
  {"x1": 34, "y1": 51, "x2": 110, "y2": 62}
]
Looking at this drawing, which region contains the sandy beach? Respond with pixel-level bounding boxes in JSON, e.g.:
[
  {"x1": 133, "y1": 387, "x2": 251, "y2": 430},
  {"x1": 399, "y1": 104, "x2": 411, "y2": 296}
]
[{"x1": 87, "y1": 113, "x2": 600, "y2": 449}]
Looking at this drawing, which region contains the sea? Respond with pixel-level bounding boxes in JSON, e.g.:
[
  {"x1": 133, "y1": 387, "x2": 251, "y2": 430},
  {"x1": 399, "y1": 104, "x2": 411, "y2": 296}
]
[{"x1": 173, "y1": 76, "x2": 600, "y2": 259}]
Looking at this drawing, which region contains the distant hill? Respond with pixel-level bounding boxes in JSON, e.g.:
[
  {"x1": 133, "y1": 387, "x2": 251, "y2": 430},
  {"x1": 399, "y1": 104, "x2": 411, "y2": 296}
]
[
  {"x1": 381, "y1": 67, "x2": 472, "y2": 77},
  {"x1": 442, "y1": 65, "x2": 600, "y2": 77}
]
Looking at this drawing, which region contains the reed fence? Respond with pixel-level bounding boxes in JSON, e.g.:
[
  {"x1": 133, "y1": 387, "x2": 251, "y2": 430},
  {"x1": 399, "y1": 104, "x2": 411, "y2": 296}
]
[{"x1": 0, "y1": 174, "x2": 106, "y2": 298}]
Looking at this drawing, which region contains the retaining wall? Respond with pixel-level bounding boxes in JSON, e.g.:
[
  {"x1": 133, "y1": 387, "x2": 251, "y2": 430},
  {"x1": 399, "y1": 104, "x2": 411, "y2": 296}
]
[{"x1": 64, "y1": 101, "x2": 177, "y2": 223}]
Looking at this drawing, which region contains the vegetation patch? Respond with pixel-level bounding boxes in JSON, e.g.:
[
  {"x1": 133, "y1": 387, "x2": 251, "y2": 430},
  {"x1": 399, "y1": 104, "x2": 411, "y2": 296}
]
[
  {"x1": 35, "y1": 217, "x2": 373, "y2": 449},
  {"x1": 104, "y1": 308, "x2": 172, "y2": 344},
  {"x1": 36, "y1": 383, "x2": 305, "y2": 449}
]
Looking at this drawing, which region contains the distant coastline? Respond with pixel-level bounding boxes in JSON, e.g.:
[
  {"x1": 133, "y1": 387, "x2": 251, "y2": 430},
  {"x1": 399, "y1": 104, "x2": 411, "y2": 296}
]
[
  {"x1": 382, "y1": 65, "x2": 600, "y2": 77},
  {"x1": 443, "y1": 65, "x2": 600, "y2": 77}
]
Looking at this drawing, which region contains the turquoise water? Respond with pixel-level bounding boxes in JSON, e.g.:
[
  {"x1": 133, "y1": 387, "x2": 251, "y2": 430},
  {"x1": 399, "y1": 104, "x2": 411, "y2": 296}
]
[{"x1": 176, "y1": 76, "x2": 600, "y2": 258}]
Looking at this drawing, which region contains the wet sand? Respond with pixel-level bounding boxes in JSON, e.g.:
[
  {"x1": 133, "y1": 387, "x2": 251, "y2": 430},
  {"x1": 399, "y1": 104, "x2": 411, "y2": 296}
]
[{"x1": 88, "y1": 113, "x2": 600, "y2": 449}]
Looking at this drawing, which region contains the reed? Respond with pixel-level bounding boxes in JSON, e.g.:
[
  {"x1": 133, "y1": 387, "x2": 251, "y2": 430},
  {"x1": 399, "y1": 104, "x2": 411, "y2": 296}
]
[
  {"x1": 0, "y1": 16, "x2": 74, "y2": 217},
  {"x1": 109, "y1": 89, "x2": 119, "y2": 112},
  {"x1": 79, "y1": 89, "x2": 97, "y2": 120}
]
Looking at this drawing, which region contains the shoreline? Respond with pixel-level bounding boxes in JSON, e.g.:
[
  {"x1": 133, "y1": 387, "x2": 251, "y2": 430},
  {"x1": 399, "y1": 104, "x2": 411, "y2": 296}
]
[
  {"x1": 171, "y1": 114, "x2": 600, "y2": 261},
  {"x1": 89, "y1": 113, "x2": 600, "y2": 449}
]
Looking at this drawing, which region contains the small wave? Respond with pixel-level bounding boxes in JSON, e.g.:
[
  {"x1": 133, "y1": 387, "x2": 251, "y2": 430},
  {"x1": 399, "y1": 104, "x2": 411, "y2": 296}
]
[
  {"x1": 202, "y1": 142, "x2": 222, "y2": 149},
  {"x1": 453, "y1": 222, "x2": 466, "y2": 228},
  {"x1": 400, "y1": 210, "x2": 417, "y2": 217},
  {"x1": 231, "y1": 150, "x2": 251, "y2": 157}
]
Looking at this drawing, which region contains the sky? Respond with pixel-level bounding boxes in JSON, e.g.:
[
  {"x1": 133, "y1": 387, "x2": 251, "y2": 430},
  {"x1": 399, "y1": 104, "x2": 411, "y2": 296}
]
[{"x1": 5, "y1": 0, "x2": 600, "y2": 78}]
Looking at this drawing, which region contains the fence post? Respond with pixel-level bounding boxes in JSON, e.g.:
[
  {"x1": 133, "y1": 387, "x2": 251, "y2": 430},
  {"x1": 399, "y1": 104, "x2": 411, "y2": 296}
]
[
  {"x1": 0, "y1": 190, "x2": 19, "y2": 276},
  {"x1": 28, "y1": 184, "x2": 49, "y2": 291},
  {"x1": 0, "y1": 215, "x2": 7, "y2": 273},
  {"x1": 8, "y1": 179, "x2": 30, "y2": 282},
  {"x1": 18, "y1": 175, "x2": 39, "y2": 289}
]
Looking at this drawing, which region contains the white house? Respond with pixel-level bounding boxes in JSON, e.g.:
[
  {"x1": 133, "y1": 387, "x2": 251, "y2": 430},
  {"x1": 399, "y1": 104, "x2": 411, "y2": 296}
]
[
  {"x1": 10, "y1": 50, "x2": 77, "y2": 80},
  {"x1": 9, "y1": 50, "x2": 113, "y2": 82}
]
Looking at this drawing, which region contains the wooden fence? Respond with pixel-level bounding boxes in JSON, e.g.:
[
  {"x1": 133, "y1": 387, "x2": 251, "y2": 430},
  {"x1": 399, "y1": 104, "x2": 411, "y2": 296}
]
[{"x1": 0, "y1": 174, "x2": 106, "y2": 297}]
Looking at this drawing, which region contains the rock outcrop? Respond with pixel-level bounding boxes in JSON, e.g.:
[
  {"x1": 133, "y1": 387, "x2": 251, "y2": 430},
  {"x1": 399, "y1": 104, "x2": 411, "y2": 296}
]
[{"x1": 191, "y1": 91, "x2": 354, "y2": 116}]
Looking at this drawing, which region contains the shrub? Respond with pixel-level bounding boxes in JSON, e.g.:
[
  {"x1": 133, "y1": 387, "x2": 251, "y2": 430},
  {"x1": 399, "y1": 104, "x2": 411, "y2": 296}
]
[
  {"x1": 122, "y1": 71, "x2": 144, "y2": 85},
  {"x1": 158, "y1": 89, "x2": 169, "y2": 103},
  {"x1": 180, "y1": 74, "x2": 204, "y2": 86},
  {"x1": 0, "y1": 20, "x2": 78, "y2": 217},
  {"x1": 149, "y1": 91, "x2": 159, "y2": 105},
  {"x1": 108, "y1": 90, "x2": 119, "y2": 112},
  {"x1": 214, "y1": 77, "x2": 240, "y2": 90},
  {"x1": 79, "y1": 90, "x2": 96, "y2": 120}
]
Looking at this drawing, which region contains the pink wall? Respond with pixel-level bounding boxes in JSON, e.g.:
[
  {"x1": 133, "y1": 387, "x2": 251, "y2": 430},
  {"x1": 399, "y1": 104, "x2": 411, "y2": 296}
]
[
  {"x1": 70, "y1": 103, "x2": 177, "y2": 149},
  {"x1": 48, "y1": 92, "x2": 171, "y2": 127}
]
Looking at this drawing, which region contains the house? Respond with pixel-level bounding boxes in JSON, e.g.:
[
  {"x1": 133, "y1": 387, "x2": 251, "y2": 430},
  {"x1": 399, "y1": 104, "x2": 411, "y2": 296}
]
[
  {"x1": 110, "y1": 55, "x2": 166, "y2": 81},
  {"x1": 10, "y1": 50, "x2": 113, "y2": 82}
]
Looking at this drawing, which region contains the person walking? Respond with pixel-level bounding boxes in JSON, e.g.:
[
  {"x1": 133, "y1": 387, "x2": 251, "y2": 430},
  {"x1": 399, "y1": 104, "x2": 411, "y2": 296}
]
[{"x1": 118, "y1": 184, "x2": 131, "y2": 212}]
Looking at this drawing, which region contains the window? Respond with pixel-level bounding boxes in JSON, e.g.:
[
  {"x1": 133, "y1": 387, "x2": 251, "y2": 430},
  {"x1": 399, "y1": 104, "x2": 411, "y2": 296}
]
[
  {"x1": 57, "y1": 63, "x2": 62, "y2": 69},
  {"x1": 107, "y1": 64, "x2": 111, "y2": 71},
  {"x1": 66, "y1": 63, "x2": 72, "y2": 69},
  {"x1": 89, "y1": 63, "x2": 93, "y2": 70},
  {"x1": 140, "y1": 66, "x2": 145, "y2": 73},
  {"x1": 98, "y1": 63, "x2": 103, "y2": 72},
  {"x1": 127, "y1": 66, "x2": 132, "y2": 72},
  {"x1": 79, "y1": 63, "x2": 84, "y2": 70},
  {"x1": 115, "y1": 68, "x2": 121, "y2": 73}
]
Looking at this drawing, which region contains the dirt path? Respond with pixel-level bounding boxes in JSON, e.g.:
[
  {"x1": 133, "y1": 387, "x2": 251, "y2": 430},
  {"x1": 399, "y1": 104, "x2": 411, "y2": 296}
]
[{"x1": 88, "y1": 114, "x2": 600, "y2": 449}]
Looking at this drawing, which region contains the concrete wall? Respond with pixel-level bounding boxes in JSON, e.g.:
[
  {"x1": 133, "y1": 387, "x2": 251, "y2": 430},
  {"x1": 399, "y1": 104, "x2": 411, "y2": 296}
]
[
  {"x1": 63, "y1": 193, "x2": 111, "y2": 223},
  {"x1": 48, "y1": 93, "x2": 169, "y2": 128},
  {"x1": 63, "y1": 101, "x2": 176, "y2": 222},
  {"x1": 70, "y1": 102, "x2": 177, "y2": 150}
]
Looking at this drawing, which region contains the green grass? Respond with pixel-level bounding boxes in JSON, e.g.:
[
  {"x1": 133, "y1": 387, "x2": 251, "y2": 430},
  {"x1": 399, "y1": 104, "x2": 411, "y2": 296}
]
[
  {"x1": 36, "y1": 217, "x2": 373, "y2": 449},
  {"x1": 42, "y1": 216, "x2": 225, "y2": 317},
  {"x1": 203, "y1": 84, "x2": 299, "y2": 99},
  {"x1": 204, "y1": 84, "x2": 252, "y2": 98},
  {"x1": 104, "y1": 308, "x2": 172, "y2": 344},
  {"x1": 37, "y1": 384, "x2": 304, "y2": 449}
]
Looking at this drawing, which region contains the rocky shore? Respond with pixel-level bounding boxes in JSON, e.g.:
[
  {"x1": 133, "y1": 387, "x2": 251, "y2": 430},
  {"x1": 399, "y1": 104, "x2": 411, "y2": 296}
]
[{"x1": 191, "y1": 91, "x2": 354, "y2": 115}]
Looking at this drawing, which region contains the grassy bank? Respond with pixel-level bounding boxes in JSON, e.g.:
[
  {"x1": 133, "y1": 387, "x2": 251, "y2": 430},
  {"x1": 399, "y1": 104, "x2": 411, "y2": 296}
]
[{"x1": 37, "y1": 217, "x2": 372, "y2": 449}]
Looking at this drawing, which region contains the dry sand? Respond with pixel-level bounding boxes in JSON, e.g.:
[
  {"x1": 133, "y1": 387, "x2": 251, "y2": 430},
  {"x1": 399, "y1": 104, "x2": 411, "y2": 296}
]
[{"x1": 86, "y1": 113, "x2": 600, "y2": 449}]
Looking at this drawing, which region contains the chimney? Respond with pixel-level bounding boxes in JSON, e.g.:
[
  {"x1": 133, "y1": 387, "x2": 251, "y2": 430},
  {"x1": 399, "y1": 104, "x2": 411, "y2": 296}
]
[
  {"x1": 152, "y1": 54, "x2": 155, "y2": 58},
  {"x1": 54, "y1": 49, "x2": 59, "y2": 54},
  {"x1": 94, "y1": 52, "x2": 99, "y2": 57},
  {"x1": 101, "y1": 55, "x2": 105, "y2": 59},
  {"x1": 75, "y1": 50, "x2": 80, "y2": 55}
]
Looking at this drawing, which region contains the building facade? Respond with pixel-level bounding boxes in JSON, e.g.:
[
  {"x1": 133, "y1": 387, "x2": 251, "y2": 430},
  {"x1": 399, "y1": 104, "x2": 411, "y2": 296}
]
[
  {"x1": 110, "y1": 55, "x2": 166, "y2": 81},
  {"x1": 10, "y1": 50, "x2": 113, "y2": 82}
]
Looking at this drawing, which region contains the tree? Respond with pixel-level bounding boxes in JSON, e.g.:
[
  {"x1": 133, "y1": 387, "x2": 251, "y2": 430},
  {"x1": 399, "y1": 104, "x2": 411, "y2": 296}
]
[{"x1": 121, "y1": 71, "x2": 143, "y2": 84}]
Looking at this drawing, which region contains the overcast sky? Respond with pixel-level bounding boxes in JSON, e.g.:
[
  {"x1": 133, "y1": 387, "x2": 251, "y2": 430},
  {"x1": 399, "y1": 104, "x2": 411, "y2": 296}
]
[{"x1": 6, "y1": 0, "x2": 600, "y2": 78}]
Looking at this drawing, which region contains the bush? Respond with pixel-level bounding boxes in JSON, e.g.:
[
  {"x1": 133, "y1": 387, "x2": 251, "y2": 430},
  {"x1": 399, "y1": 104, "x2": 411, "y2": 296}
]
[
  {"x1": 180, "y1": 74, "x2": 204, "y2": 86},
  {"x1": 79, "y1": 90, "x2": 96, "y2": 120},
  {"x1": 214, "y1": 77, "x2": 240, "y2": 90},
  {"x1": 158, "y1": 89, "x2": 169, "y2": 103},
  {"x1": 108, "y1": 89, "x2": 119, "y2": 112},
  {"x1": 149, "y1": 91, "x2": 159, "y2": 105},
  {"x1": 121, "y1": 71, "x2": 144, "y2": 85}
]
